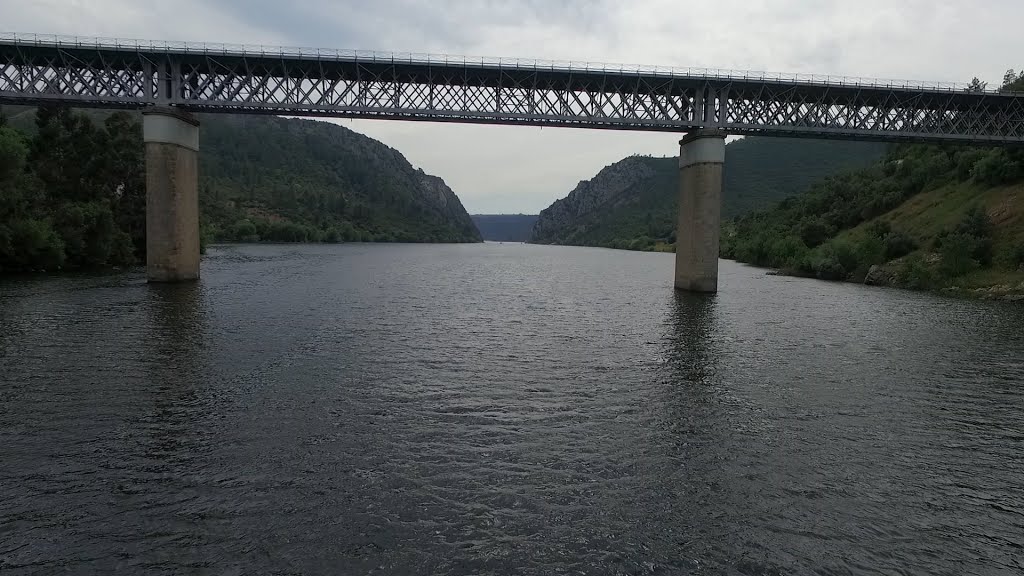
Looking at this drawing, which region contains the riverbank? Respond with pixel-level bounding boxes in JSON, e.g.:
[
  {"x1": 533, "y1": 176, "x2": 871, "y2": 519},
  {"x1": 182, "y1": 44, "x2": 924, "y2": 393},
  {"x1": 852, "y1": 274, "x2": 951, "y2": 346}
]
[{"x1": 762, "y1": 256, "x2": 1024, "y2": 301}]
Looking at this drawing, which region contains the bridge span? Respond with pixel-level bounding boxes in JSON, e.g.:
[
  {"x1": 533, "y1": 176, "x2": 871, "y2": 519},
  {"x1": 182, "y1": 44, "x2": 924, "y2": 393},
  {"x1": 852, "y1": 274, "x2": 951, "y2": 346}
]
[{"x1": 4, "y1": 33, "x2": 1024, "y2": 290}]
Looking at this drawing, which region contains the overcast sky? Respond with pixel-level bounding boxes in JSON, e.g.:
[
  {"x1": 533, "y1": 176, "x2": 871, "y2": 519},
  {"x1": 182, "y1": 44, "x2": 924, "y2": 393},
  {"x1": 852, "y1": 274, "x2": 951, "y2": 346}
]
[{"x1": 4, "y1": 0, "x2": 1023, "y2": 213}]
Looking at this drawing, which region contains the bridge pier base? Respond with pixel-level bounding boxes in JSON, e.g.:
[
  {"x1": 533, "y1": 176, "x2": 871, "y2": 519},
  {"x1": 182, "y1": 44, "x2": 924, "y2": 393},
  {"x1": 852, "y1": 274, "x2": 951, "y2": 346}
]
[
  {"x1": 675, "y1": 130, "x2": 726, "y2": 293},
  {"x1": 143, "y1": 108, "x2": 200, "y2": 283}
]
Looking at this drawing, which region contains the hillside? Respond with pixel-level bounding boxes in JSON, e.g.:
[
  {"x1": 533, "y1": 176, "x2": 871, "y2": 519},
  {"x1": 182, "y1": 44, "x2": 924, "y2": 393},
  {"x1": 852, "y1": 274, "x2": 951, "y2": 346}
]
[
  {"x1": 721, "y1": 143, "x2": 1024, "y2": 299},
  {"x1": 198, "y1": 114, "x2": 481, "y2": 243},
  {"x1": 471, "y1": 214, "x2": 538, "y2": 242},
  {"x1": 529, "y1": 137, "x2": 885, "y2": 250},
  {"x1": 0, "y1": 107, "x2": 480, "y2": 273},
  {"x1": 4, "y1": 105, "x2": 481, "y2": 244}
]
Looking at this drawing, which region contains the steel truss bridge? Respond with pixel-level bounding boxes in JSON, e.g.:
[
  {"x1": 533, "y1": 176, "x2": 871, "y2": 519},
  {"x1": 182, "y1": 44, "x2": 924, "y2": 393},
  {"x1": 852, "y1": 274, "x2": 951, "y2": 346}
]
[{"x1": 2, "y1": 33, "x2": 1024, "y2": 143}]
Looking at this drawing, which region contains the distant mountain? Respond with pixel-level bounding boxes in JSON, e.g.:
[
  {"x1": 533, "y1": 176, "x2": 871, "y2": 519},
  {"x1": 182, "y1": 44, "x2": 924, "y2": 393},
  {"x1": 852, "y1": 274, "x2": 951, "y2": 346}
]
[
  {"x1": 471, "y1": 214, "x2": 538, "y2": 242},
  {"x1": 529, "y1": 137, "x2": 886, "y2": 250}
]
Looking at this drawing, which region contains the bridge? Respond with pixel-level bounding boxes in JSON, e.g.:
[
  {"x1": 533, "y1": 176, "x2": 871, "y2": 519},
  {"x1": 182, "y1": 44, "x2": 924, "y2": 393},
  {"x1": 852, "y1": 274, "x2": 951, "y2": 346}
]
[{"x1": 4, "y1": 33, "x2": 1024, "y2": 291}]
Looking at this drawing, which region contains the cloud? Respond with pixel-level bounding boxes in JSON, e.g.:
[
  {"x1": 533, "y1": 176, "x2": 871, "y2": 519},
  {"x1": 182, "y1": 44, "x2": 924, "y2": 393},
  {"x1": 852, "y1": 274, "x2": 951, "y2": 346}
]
[{"x1": 2, "y1": 0, "x2": 1022, "y2": 212}]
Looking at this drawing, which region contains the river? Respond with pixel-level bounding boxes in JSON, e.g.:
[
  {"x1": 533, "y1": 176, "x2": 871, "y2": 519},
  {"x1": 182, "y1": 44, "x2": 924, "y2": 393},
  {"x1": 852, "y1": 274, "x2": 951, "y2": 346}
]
[{"x1": 1, "y1": 242, "x2": 1022, "y2": 575}]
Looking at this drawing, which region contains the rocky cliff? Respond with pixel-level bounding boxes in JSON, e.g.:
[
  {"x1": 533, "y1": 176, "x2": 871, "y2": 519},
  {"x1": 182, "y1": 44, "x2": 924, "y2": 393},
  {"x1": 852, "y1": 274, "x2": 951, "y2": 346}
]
[{"x1": 531, "y1": 156, "x2": 657, "y2": 245}]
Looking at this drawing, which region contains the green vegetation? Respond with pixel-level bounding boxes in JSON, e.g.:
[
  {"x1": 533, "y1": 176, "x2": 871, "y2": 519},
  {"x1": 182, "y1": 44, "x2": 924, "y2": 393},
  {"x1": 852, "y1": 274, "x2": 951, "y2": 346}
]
[
  {"x1": 531, "y1": 138, "x2": 884, "y2": 249},
  {"x1": 197, "y1": 114, "x2": 480, "y2": 244},
  {"x1": 0, "y1": 107, "x2": 141, "y2": 272},
  {"x1": 0, "y1": 107, "x2": 480, "y2": 273},
  {"x1": 721, "y1": 71, "x2": 1024, "y2": 296},
  {"x1": 722, "y1": 144, "x2": 1024, "y2": 294}
]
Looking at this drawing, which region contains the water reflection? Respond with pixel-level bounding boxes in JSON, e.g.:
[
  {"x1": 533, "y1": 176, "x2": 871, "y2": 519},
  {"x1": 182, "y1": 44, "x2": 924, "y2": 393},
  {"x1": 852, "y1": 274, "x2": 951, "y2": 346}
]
[
  {"x1": 138, "y1": 281, "x2": 210, "y2": 464},
  {"x1": 664, "y1": 292, "x2": 719, "y2": 387},
  {"x1": 145, "y1": 282, "x2": 206, "y2": 374}
]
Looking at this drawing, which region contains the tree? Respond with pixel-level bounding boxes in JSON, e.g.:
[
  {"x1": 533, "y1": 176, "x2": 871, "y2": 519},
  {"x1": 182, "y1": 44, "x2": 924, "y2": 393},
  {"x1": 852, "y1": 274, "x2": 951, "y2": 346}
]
[
  {"x1": 0, "y1": 126, "x2": 27, "y2": 182},
  {"x1": 1012, "y1": 243, "x2": 1024, "y2": 268},
  {"x1": 104, "y1": 112, "x2": 145, "y2": 255},
  {"x1": 1002, "y1": 69, "x2": 1024, "y2": 91},
  {"x1": 798, "y1": 217, "x2": 832, "y2": 247},
  {"x1": 883, "y1": 230, "x2": 917, "y2": 260},
  {"x1": 940, "y1": 233, "x2": 980, "y2": 277}
]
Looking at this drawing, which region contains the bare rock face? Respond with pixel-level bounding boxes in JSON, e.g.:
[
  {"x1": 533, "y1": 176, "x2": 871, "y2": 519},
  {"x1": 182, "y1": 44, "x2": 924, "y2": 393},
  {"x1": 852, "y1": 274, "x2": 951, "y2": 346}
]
[
  {"x1": 531, "y1": 156, "x2": 656, "y2": 244},
  {"x1": 416, "y1": 170, "x2": 481, "y2": 241},
  {"x1": 864, "y1": 264, "x2": 898, "y2": 286}
]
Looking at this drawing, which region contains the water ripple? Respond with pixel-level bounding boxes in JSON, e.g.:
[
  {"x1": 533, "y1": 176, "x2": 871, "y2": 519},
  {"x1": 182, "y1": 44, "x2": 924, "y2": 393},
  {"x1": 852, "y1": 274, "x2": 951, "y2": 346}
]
[{"x1": 1, "y1": 243, "x2": 1023, "y2": 575}]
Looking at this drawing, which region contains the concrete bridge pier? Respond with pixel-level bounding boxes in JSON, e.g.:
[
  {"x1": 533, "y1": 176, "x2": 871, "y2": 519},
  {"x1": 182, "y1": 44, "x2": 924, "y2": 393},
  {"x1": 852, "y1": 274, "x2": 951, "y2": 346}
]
[
  {"x1": 675, "y1": 130, "x2": 726, "y2": 293},
  {"x1": 143, "y1": 108, "x2": 200, "y2": 282}
]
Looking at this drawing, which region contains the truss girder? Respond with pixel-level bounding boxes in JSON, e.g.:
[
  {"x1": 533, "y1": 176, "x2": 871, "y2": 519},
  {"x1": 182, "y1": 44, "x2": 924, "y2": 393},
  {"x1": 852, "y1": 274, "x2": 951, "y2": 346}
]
[{"x1": 2, "y1": 43, "x2": 1024, "y2": 143}]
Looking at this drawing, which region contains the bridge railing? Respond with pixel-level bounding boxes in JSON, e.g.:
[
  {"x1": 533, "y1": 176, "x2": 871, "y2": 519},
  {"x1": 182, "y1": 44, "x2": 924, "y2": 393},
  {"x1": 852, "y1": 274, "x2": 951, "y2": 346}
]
[{"x1": 0, "y1": 31, "x2": 986, "y2": 94}]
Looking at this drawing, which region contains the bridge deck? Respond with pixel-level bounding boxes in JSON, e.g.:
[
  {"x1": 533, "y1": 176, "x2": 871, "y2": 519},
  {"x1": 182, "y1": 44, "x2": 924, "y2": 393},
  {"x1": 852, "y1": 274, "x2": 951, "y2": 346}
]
[{"x1": 2, "y1": 33, "x2": 1023, "y2": 143}]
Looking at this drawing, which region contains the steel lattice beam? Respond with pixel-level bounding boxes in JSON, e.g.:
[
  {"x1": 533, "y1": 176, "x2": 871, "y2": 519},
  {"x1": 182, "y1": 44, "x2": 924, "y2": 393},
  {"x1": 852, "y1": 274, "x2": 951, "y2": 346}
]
[{"x1": 2, "y1": 34, "x2": 1024, "y2": 143}]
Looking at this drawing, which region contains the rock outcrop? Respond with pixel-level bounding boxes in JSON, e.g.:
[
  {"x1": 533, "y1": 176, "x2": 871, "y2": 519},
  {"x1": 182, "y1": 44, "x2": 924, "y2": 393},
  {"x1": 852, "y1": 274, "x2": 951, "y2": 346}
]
[
  {"x1": 864, "y1": 264, "x2": 898, "y2": 286},
  {"x1": 531, "y1": 156, "x2": 658, "y2": 245}
]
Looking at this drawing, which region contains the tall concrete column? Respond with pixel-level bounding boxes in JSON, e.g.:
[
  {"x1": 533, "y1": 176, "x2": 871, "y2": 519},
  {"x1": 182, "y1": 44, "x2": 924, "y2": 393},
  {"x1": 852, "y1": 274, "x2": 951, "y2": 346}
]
[
  {"x1": 143, "y1": 108, "x2": 200, "y2": 282},
  {"x1": 675, "y1": 129, "x2": 726, "y2": 293}
]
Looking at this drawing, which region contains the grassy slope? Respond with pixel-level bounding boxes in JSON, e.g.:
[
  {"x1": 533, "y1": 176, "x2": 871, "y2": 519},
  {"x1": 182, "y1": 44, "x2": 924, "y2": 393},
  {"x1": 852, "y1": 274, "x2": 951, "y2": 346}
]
[{"x1": 838, "y1": 180, "x2": 1024, "y2": 290}]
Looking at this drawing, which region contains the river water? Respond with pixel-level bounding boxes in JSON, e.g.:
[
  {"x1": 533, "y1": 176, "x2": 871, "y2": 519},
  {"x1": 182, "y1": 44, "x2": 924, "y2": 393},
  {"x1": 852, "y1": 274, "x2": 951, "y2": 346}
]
[{"x1": 1, "y1": 242, "x2": 1023, "y2": 575}]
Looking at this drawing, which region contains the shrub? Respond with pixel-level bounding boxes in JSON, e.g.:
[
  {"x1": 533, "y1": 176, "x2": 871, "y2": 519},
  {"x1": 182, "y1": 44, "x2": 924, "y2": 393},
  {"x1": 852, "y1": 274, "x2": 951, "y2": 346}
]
[
  {"x1": 110, "y1": 230, "x2": 136, "y2": 266},
  {"x1": 6, "y1": 219, "x2": 65, "y2": 270},
  {"x1": 629, "y1": 236, "x2": 652, "y2": 251},
  {"x1": 798, "y1": 217, "x2": 832, "y2": 247},
  {"x1": 810, "y1": 241, "x2": 865, "y2": 281},
  {"x1": 940, "y1": 233, "x2": 981, "y2": 277},
  {"x1": 883, "y1": 230, "x2": 917, "y2": 260},
  {"x1": 972, "y1": 149, "x2": 1022, "y2": 186},
  {"x1": 814, "y1": 253, "x2": 847, "y2": 280},
  {"x1": 855, "y1": 235, "x2": 886, "y2": 271},
  {"x1": 831, "y1": 241, "x2": 861, "y2": 275},
  {"x1": 767, "y1": 236, "x2": 808, "y2": 269},
  {"x1": 954, "y1": 149, "x2": 988, "y2": 181},
  {"x1": 1012, "y1": 243, "x2": 1024, "y2": 268},
  {"x1": 933, "y1": 207, "x2": 994, "y2": 267},
  {"x1": 305, "y1": 227, "x2": 324, "y2": 243},
  {"x1": 732, "y1": 232, "x2": 774, "y2": 265},
  {"x1": 901, "y1": 253, "x2": 938, "y2": 290},
  {"x1": 867, "y1": 219, "x2": 892, "y2": 239},
  {"x1": 323, "y1": 227, "x2": 342, "y2": 243},
  {"x1": 231, "y1": 219, "x2": 258, "y2": 241},
  {"x1": 338, "y1": 221, "x2": 357, "y2": 241},
  {"x1": 955, "y1": 205, "x2": 993, "y2": 239},
  {"x1": 265, "y1": 221, "x2": 310, "y2": 242}
]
